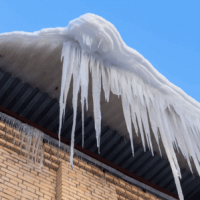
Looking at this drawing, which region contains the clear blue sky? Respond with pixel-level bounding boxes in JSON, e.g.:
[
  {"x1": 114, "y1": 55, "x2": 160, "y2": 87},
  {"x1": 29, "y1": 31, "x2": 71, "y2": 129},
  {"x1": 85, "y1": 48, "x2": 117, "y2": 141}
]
[{"x1": 1, "y1": 0, "x2": 200, "y2": 102}]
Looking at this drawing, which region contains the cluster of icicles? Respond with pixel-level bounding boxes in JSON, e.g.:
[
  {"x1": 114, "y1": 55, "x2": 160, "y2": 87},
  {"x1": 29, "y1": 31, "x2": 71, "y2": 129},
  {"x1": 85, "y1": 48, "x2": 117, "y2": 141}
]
[
  {"x1": 0, "y1": 112, "x2": 44, "y2": 170},
  {"x1": 59, "y1": 42, "x2": 200, "y2": 200},
  {"x1": 0, "y1": 112, "x2": 72, "y2": 170}
]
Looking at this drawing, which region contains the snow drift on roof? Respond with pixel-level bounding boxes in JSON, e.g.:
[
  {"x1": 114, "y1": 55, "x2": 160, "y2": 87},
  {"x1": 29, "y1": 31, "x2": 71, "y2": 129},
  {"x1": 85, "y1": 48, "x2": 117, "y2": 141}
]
[{"x1": 1, "y1": 13, "x2": 200, "y2": 200}]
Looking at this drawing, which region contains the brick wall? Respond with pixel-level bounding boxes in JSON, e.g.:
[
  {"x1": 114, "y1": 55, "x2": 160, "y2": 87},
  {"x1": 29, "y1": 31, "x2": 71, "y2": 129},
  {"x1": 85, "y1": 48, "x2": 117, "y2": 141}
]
[
  {"x1": 0, "y1": 121, "x2": 160, "y2": 200},
  {"x1": 0, "y1": 145, "x2": 56, "y2": 200},
  {"x1": 57, "y1": 162, "x2": 118, "y2": 200}
]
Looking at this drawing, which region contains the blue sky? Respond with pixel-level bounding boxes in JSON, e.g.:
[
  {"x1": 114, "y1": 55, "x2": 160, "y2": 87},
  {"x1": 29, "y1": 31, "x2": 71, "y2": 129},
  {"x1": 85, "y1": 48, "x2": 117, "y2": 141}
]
[{"x1": 1, "y1": 0, "x2": 200, "y2": 102}]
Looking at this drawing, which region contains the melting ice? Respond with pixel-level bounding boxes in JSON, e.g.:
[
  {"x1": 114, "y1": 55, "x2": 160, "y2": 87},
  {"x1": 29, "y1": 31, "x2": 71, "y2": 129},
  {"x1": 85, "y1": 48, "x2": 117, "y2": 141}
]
[{"x1": 58, "y1": 13, "x2": 200, "y2": 200}]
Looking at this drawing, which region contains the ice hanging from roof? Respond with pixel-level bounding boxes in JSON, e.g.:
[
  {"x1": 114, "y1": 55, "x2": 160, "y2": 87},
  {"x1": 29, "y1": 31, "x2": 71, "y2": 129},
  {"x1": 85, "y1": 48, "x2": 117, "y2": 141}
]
[
  {"x1": 0, "y1": 112, "x2": 44, "y2": 170},
  {"x1": 58, "y1": 13, "x2": 200, "y2": 200}
]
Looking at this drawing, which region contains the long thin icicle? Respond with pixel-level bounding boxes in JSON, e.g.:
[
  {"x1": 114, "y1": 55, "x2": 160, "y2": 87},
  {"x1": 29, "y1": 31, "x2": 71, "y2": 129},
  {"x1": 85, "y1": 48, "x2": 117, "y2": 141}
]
[
  {"x1": 91, "y1": 57, "x2": 102, "y2": 153},
  {"x1": 70, "y1": 45, "x2": 81, "y2": 169},
  {"x1": 59, "y1": 42, "x2": 73, "y2": 145},
  {"x1": 80, "y1": 50, "x2": 89, "y2": 148}
]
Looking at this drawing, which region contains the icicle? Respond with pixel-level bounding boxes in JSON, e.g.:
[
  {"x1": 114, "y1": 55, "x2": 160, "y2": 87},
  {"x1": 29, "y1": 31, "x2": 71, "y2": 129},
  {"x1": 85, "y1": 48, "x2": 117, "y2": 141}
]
[
  {"x1": 147, "y1": 103, "x2": 161, "y2": 156},
  {"x1": 120, "y1": 75, "x2": 134, "y2": 156},
  {"x1": 31, "y1": 131, "x2": 39, "y2": 165},
  {"x1": 20, "y1": 128, "x2": 26, "y2": 152},
  {"x1": 70, "y1": 46, "x2": 81, "y2": 169},
  {"x1": 91, "y1": 57, "x2": 102, "y2": 153},
  {"x1": 132, "y1": 97, "x2": 146, "y2": 152},
  {"x1": 0, "y1": 112, "x2": 44, "y2": 169},
  {"x1": 82, "y1": 107, "x2": 84, "y2": 148},
  {"x1": 59, "y1": 42, "x2": 74, "y2": 146},
  {"x1": 40, "y1": 146, "x2": 44, "y2": 172},
  {"x1": 101, "y1": 66, "x2": 110, "y2": 102},
  {"x1": 159, "y1": 109, "x2": 184, "y2": 200},
  {"x1": 80, "y1": 50, "x2": 89, "y2": 148},
  {"x1": 25, "y1": 128, "x2": 32, "y2": 164}
]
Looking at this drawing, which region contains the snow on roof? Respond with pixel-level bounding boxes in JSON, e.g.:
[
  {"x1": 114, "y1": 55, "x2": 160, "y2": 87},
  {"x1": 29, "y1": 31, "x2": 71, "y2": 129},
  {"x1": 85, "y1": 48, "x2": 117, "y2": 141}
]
[{"x1": 0, "y1": 13, "x2": 200, "y2": 199}]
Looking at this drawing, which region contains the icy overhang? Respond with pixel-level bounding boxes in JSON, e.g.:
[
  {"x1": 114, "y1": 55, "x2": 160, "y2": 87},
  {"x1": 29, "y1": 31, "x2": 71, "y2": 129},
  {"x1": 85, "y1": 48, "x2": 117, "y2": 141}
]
[{"x1": 0, "y1": 13, "x2": 200, "y2": 200}]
